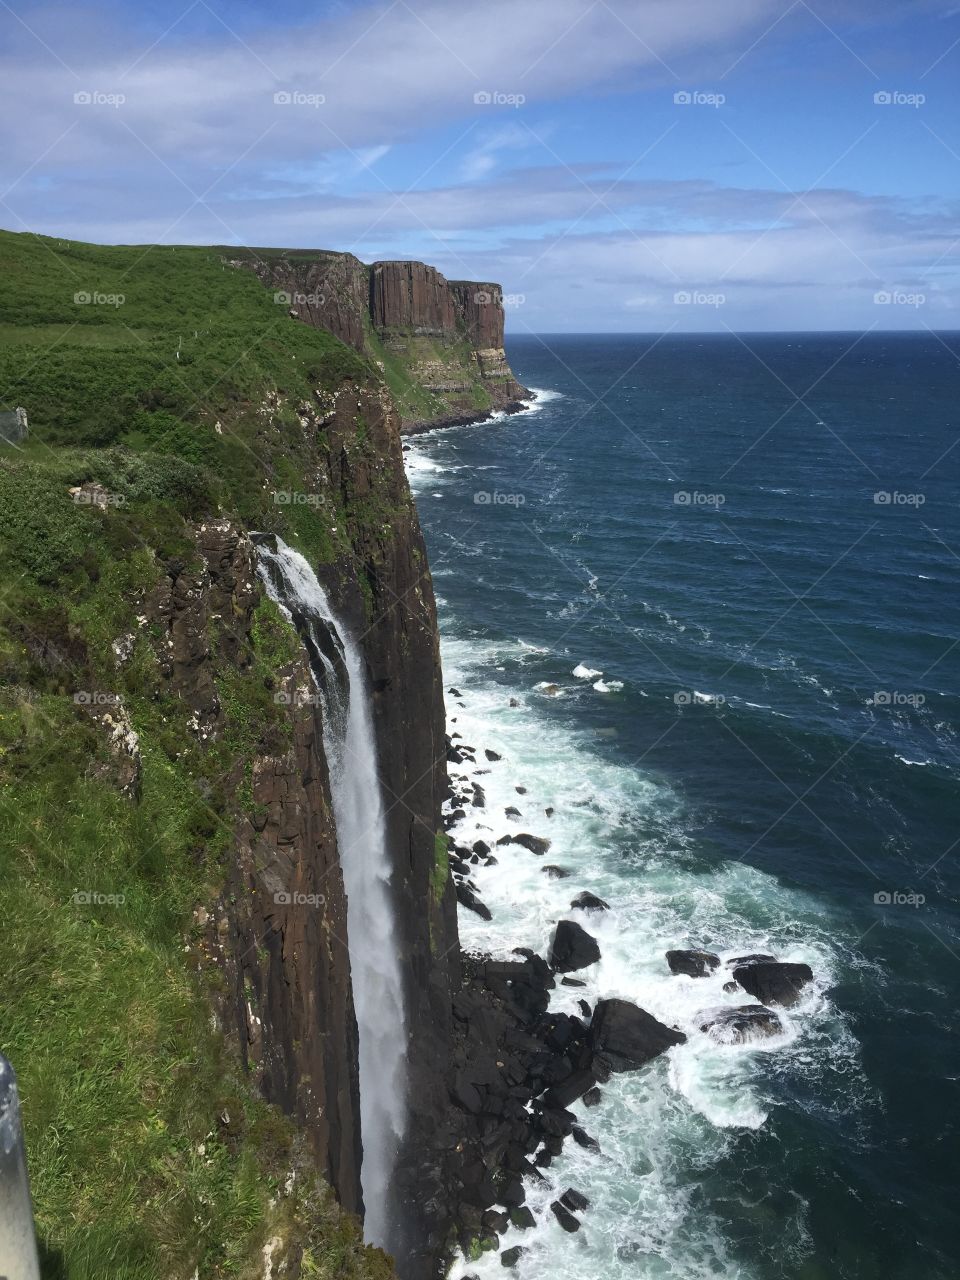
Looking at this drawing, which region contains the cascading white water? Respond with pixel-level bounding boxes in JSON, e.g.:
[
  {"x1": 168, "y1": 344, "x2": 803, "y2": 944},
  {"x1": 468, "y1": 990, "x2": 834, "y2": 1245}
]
[{"x1": 256, "y1": 537, "x2": 406, "y2": 1249}]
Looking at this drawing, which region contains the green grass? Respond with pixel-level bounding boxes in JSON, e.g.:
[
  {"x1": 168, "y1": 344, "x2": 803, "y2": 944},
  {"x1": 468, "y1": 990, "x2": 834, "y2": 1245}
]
[{"x1": 0, "y1": 228, "x2": 399, "y2": 1280}]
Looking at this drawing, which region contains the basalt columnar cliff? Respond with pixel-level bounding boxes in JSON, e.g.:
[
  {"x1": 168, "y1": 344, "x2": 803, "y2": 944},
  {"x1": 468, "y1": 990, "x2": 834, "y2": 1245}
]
[
  {"x1": 0, "y1": 227, "x2": 524, "y2": 1279},
  {"x1": 224, "y1": 248, "x2": 529, "y2": 432}
]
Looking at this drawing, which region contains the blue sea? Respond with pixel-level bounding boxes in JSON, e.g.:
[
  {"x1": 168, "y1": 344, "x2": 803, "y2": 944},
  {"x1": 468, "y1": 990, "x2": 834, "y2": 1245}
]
[{"x1": 404, "y1": 333, "x2": 960, "y2": 1280}]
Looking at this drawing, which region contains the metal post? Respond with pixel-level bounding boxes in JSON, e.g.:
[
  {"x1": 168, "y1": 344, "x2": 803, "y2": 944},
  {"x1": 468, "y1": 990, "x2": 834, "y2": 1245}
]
[{"x1": 0, "y1": 1055, "x2": 41, "y2": 1280}]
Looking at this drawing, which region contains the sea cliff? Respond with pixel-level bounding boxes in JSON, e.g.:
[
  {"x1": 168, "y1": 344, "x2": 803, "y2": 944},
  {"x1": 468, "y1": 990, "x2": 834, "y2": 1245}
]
[
  {"x1": 0, "y1": 228, "x2": 462, "y2": 1279},
  {"x1": 227, "y1": 248, "x2": 530, "y2": 432}
]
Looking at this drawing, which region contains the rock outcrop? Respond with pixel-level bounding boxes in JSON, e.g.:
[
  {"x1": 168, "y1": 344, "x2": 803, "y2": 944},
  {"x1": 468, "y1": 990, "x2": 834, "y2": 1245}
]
[{"x1": 229, "y1": 248, "x2": 530, "y2": 432}]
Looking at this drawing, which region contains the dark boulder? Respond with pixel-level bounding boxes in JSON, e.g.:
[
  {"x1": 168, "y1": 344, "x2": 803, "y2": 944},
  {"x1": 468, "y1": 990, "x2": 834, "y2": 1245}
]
[
  {"x1": 699, "y1": 1004, "x2": 783, "y2": 1043},
  {"x1": 732, "y1": 961, "x2": 813, "y2": 1008},
  {"x1": 483, "y1": 1209, "x2": 511, "y2": 1233},
  {"x1": 485, "y1": 749, "x2": 502, "y2": 761},
  {"x1": 503, "y1": 832, "x2": 552, "y2": 855},
  {"x1": 543, "y1": 865, "x2": 571, "y2": 879},
  {"x1": 583, "y1": 1086, "x2": 603, "y2": 1107},
  {"x1": 571, "y1": 1125, "x2": 601, "y2": 1153},
  {"x1": 571, "y1": 891, "x2": 610, "y2": 912},
  {"x1": 472, "y1": 783, "x2": 486, "y2": 808},
  {"x1": 589, "y1": 998, "x2": 686, "y2": 1071},
  {"x1": 501, "y1": 1246, "x2": 527, "y2": 1268},
  {"x1": 456, "y1": 881, "x2": 493, "y2": 920},
  {"x1": 510, "y1": 1207, "x2": 536, "y2": 1231},
  {"x1": 500, "y1": 1176, "x2": 526, "y2": 1208},
  {"x1": 666, "y1": 948, "x2": 720, "y2": 978},
  {"x1": 551, "y1": 1201, "x2": 581, "y2": 1232},
  {"x1": 560, "y1": 976, "x2": 586, "y2": 987},
  {"x1": 550, "y1": 920, "x2": 601, "y2": 972},
  {"x1": 560, "y1": 1188, "x2": 590, "y2": 1213},
  {"x1": 728, "y1": 952, "x2": 776, "y2": 967},
  {"x1": 543, "y1": 1068, "x2": 597, "y2": 1110},
  {"x1": 473, "y1": 840, "x2": 491, "y2": 855},
  {"x1": 516, "y1": 785, "x2": 527, "y2": 794},
  {"x1": 505, "y1": 806, "x2": 522, "y2": 818},
  {"x1": 723, "y1": 981, "x2": 738, "y2": 993}
]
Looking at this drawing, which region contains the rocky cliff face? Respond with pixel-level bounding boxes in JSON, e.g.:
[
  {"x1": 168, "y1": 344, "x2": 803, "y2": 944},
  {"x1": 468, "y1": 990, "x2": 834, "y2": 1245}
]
[{"x1": 229, "y1": 249, "x2": 530, "y2": 432}]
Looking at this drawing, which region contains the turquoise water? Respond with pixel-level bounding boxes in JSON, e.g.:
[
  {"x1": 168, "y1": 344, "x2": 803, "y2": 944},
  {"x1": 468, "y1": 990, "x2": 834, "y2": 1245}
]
[{"x1": 406, "y1": 333, "x2": 959, "y2": 1279}]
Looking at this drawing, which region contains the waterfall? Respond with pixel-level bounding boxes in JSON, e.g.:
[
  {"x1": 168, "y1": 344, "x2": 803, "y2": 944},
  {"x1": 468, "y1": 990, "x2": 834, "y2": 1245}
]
[{"x1": 255, "y1": 536, "x2": 406, "y2": 1250}]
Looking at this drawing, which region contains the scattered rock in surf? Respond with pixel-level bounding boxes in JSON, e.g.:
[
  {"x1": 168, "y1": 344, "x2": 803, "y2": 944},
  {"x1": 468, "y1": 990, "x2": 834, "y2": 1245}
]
[
  {"x1": 560, "y1": 975, "x2": 586, "y2": 987},
  {"x1": 666, "y1": 948, "x2": 721, "y2": 978},
  {"x1": 448, "y1": 687, "x2": 462, "y2": 697},
  {"x1": 589, "y1": 998, "x2": 686, "y2": 1070},
  {"x1": 485, "y1": 748, "x2": 502, "y2": 761},
  {"x1": 550, "y1": 920, "x2": 601, "y2": 973},
  {"x1": 471, "y1": 783, "x2": 486, "y2": 808},
  {"x1": 456, "y1": 882, "x2": 492, "y2": 921},
  {"x1": 473, "y1": 840, "x2": 490, "y2": 856},
  {"x1": 500, "y1": 1246, "x2": 526, "y2": 1268},
  {"x1": 551, "y1": 1200, "x2": 581, "y2": 1232},
  {"x1": 571, "y1": 891, "x2": 610, "y2": 913},
  {"x1": 699, "y1": 1004, "x2": 783, "y2": 1043},
  {"x1": 536, "y1": 683, "x2": 561, "y2": 696},
  {"x1": 534, "y1": 1149, "x2": 552, "y2": 1167},
  {"x1": 560, "y1": 1188, "x2": 590, "y2": 1213},
  {"x1": 545, "y1": 806, "x2": 554, "y2": 817},
  {"x1": 571, "y1": 1125, "x2": 601, "y2": 1154},
  {"x1": 509, "y1": 698, "x2": 520, "y2": 707},
  {"x1": 578, "y1": 999, "x2": 592, "y2": 1018},
  {"x1": 505, "y1": 806, "x2": 522, "y2": 818},
  {"x1": 543, "y1": 865, "x2": 570, "y2": 878},
  {"x1": 497, "y1": 832, "x2": 551, "y2": 855},
  {"x1": 723, "y1": 980, "x2": 738, "y2": 993},
  {"x1": 509, "y1": 1208, "x2": 536, "y2": 1231},
  {"x1": 516, "y1": 785, "x2": 527, "y2": 794},
  {"x1": 728, "y1": 953, "x2": 776, "y2": 967},
  {"x1": 583, "y1": 1086, "x2": 602, "y2": 1107},
  {"x1": 732, "y1": 960, "x2": 814, "y2": 1008}
]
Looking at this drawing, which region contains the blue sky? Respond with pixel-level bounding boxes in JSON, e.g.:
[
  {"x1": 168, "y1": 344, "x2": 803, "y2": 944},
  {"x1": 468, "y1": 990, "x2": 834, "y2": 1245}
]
[{"x1": 1, "y1": 0, "x2": 958, "y2": 330}]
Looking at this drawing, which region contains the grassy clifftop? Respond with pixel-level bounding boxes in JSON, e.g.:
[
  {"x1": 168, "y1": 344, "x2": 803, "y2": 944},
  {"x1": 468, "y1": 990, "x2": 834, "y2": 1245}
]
[{"x1": 0, "y1": 230, "x2": 400, "y2": 1279}]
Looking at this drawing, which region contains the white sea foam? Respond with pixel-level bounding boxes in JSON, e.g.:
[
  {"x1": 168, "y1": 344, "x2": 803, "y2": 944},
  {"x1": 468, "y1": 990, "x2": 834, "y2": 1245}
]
[
  {"x1": 573, "y1": 663, "x2": 602, "y2": 679},
  {"x1": 438, "y1": 630, "x2": 864, "y2": 1280},
  {"x1": 593, "y1": 678, "x2": 624, "y2": 692}
]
